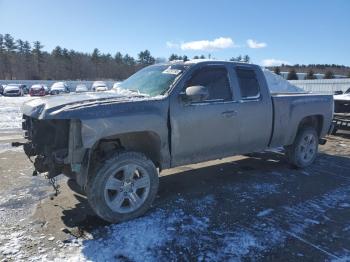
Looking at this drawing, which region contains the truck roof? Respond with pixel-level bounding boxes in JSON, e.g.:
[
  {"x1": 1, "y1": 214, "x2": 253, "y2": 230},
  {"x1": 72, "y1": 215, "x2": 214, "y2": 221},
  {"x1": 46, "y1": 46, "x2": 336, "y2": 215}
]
[{"x1": 168, "y1": 59, "x2": 253, "y2": 67}]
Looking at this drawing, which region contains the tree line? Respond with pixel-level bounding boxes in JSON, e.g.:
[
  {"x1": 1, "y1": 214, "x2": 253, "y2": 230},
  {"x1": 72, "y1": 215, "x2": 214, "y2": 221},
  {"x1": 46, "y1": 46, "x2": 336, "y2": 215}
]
[
  {"x1": 0, "y1": 33, "x2": 159, "y2": 80},
  {"x1": 270, "y1": 63, "x2": 350, "y2": 80},
  {"x1": 1, "y1": 33, "x2": 348, "y2": 81},
  {"x1": 273, "y1": 67, "x2": 350, "y2": 80}
]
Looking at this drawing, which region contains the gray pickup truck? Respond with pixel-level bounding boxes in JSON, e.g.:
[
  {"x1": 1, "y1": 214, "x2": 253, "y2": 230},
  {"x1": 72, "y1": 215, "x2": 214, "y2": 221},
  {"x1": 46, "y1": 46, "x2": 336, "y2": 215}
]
[{"x1": 19, "y1": 60, "x2": 333, "y2": 223}]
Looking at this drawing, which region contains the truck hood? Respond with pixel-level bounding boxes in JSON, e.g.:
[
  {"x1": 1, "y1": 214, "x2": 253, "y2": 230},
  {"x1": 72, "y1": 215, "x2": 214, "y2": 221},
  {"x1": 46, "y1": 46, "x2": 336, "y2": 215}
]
[{"x1": 22, "y1": 90, "x2": 159, "y2": 119}]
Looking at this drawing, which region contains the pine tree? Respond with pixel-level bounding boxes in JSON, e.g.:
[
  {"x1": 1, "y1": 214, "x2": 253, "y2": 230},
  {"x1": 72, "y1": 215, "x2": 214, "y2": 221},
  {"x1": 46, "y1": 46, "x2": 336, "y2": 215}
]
[
  {"x1": 91, "y1": 48, "x2": 100, "y2": 77},
  {"x1": 243, "y1": 55, "x2": 250, "y2": 63},
  {"x1": 52, "y1": 46, "x2": 63, "y2": 58},
  {"x1": 274, "y1": 67, "x2": 281, "y2": 75},
  {"x1": 169, "y1": 54, "x2": 179, "y2": 61},
  {"x1": 287, "y1": 69, "x2": 298, "y2": 80},
  {"x1": 123, "y1": 54, "x2": 135, "y2": 66},
  {"x1": 4, "y1": 34, "x2": 16, "y2": 52},
  {"x1": 16, "y1": 39, "x2": 25, "y2": 54},
  {"x1": 0, "y1": 34, "x2": 4, "y2": 79},
  {"x1": 199, "y1": 54, "x2": 205, "y2": 59},
  {"x1": 137, "y1": 50, "x2": 155, "y2": 65},
  {"x1": 305, "y1": 70, "x2": 316, "y2": 80},
  {"x1": 183, "y1": 55, "x2": 189, "y2": 62},
  {"x1": 114, "y1": 52, "x2": 123, "y2": 64},
  {"x1": 23, "y1": 41, "x2": 32, "y2": 79},
  {"x1": 32, "y1": 41, "x2": 44, "y2": 79},
  {"x1": 193, "y1": 55, "x2": 199, "y2": 59},
  {"x1": 324, "y1": 70, "x2": 335, "y2": 79},
  {"x1": 0, "y1": 34, "x2": 4, "y2": 54}
]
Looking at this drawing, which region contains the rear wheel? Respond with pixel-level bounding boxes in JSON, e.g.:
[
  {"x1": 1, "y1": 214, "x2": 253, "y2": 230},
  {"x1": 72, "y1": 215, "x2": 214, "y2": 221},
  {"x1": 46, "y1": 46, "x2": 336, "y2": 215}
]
[
  {"x1": 86, "y1": 151, "x2": 159, "y2": 223},
  {"x1": 285, "y1": 127, "x2": 319, "y2": 168}
]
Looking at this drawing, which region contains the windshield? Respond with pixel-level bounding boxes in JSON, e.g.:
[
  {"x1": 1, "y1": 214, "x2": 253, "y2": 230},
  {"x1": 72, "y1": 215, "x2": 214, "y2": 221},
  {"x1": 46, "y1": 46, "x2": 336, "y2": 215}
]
[{"x1": 117, "y1": 64, "x2": 185, "y2": 96}]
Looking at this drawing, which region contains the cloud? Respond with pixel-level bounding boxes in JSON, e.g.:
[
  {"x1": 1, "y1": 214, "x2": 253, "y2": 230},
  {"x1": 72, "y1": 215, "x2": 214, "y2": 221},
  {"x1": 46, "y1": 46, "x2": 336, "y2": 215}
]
[
  {"x1": 261, "y1": 59, "x2": 290, "y2": 67},
  {"x1": 247, "y1": 39, "x2": 267, "y2": 49},
  {"x1": 180, "y1": 37, "x2": 235, "y2": 51},
  {"x1": 166, "y1": 41, "x2": 180, "y2": 49}
]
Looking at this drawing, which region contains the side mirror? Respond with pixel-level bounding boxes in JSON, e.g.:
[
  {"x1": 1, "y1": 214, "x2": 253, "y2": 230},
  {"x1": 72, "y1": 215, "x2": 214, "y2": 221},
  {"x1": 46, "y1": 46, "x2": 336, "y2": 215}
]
[{"x1": 182, "y1": 85, "x2": 209, "y2": 103}]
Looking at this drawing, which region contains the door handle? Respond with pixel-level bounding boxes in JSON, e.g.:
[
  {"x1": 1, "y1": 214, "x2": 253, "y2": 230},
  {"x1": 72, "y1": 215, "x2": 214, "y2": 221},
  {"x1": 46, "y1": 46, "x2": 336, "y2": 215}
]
[{"x1": 221, "y1": 110, "x2": 237, "y2": 118}]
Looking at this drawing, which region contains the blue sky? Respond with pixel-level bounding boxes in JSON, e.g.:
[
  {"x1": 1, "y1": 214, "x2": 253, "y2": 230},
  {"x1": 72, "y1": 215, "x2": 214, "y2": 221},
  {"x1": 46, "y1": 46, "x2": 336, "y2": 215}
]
[{"x1": 0, "y1": 0, "x2": 349, "y2": 66}]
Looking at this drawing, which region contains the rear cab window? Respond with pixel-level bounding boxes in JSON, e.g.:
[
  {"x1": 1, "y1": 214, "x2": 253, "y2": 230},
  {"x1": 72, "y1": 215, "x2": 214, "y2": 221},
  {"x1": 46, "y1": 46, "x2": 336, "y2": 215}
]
[
  {"x1": 235, "y1": 68, "x2": 261, "y2": 100},
  {"x1": 185, "y1": 66, "x2": 232, "y2": 102}
]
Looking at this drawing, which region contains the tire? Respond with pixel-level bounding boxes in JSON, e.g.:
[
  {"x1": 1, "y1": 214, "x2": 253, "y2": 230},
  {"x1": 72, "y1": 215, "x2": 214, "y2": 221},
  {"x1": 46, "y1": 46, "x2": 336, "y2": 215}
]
[
  {"x1": 331, "y1": 127, "x2": 338, "y2": 135},
  {"x1": 86, "y1": 151, "x2": 159, "y2": 223},
  {"x1": 285, "y1": 127, "x2": 319, "y2": 168}
]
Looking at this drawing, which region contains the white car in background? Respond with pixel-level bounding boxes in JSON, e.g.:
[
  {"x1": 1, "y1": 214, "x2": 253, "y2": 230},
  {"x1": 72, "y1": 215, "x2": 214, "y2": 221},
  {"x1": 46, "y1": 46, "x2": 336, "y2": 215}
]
[
  {"x1": 50, "y1": 82, "x2": 70, "y2": 95},
  {"x1": 92, "y1": 81, "x2": 108, "y2": 92},
  {"x1": 2, "y1": 84, "x2": 28, "y2": 96},
  {"x1": 75, "y1": 84, "x2": 88, "y2": 93}
]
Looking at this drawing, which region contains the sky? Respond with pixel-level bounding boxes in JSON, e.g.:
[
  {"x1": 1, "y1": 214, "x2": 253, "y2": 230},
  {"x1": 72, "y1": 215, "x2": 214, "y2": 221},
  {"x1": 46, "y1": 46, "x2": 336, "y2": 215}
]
[{"x1": 0, "y1": 0, "x2": 349, "y2": 66}]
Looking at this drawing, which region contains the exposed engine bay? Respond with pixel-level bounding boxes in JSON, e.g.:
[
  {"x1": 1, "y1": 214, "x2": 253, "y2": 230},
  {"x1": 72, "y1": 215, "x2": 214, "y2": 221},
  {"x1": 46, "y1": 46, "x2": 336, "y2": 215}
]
[{"x1": 21, "y1": 116, "x2": 71, "y2": 178}]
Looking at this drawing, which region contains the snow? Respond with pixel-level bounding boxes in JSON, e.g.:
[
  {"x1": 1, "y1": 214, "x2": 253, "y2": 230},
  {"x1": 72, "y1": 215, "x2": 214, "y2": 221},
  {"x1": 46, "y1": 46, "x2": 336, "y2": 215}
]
[
  {"x1": 0, "y1": 96, "x2": 33, "y2": 131},
  {"x1": 257, "y1": 208, "x2": 274, "y2": 217},
  {"x1": 263, "y1": 69, "x2": 304, "y2": 93}
]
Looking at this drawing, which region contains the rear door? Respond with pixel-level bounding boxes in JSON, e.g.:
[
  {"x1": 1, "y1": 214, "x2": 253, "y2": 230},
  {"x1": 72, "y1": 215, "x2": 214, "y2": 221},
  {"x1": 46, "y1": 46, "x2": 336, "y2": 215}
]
[
  {"x1": 231, "y1": 65, "x2": 273, "y2": 153},
  {"x1": 170, "y1": 63, "x2": 241, "y2": 167}
]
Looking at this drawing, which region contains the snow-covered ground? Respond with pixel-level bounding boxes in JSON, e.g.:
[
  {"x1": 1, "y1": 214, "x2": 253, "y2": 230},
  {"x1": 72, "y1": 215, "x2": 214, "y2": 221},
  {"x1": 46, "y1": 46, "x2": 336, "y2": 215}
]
[{"x1": 0, "y1": 96, "x2": 33, "y2": 131}]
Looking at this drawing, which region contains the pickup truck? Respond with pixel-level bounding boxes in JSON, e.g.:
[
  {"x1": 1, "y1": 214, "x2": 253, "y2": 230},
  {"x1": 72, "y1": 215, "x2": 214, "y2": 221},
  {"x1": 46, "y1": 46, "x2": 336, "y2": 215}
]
[{"x1": 19, "y1": 60, "x2": 333, "y2": 223}]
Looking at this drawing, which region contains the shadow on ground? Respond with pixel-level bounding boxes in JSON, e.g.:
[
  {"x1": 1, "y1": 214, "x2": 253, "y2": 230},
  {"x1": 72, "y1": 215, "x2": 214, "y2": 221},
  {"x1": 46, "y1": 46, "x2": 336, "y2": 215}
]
[{"x1": 58, "y1": 150, "x2": 350, "y2": 261}]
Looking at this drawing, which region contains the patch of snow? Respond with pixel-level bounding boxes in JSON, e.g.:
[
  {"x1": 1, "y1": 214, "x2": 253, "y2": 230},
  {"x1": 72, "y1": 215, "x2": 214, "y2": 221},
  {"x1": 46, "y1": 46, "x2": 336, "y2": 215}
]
[
  {"x1": 257, "y1": 208, "x2": 274, "y2": 217},
  {"x1": 251, "y1": 183, "x2": 279, "y2": 194},
  {"x1": 0, "y1": 96, "x2": 33, "y2": 131},
  {"x1": 263, "y1": 69, "x2": 304, "y2": 93}
]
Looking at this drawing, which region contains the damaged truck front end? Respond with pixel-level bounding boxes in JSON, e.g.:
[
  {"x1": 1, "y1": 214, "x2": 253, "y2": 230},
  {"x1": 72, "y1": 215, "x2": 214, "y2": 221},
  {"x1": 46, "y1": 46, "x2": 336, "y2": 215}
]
[{"x1": 21, "y1": 116, "x2": 86, "y2": 182}]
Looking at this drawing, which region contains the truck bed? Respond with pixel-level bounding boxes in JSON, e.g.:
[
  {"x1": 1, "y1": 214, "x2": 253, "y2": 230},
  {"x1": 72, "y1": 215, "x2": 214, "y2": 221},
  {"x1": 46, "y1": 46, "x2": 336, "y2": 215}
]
[{"x1": 269, "y1": 93, "x2": 333, "y2": 148}]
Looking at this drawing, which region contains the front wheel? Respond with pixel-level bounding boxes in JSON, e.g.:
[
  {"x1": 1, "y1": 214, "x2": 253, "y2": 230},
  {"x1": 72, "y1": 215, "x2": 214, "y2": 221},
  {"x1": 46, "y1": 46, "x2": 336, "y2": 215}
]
[
  {"x1": 285, "y1": 127, "x2": 319, "y2": 168},
  {"x1": 86, "y1": 151, "x2": 159, "y2": 223}
]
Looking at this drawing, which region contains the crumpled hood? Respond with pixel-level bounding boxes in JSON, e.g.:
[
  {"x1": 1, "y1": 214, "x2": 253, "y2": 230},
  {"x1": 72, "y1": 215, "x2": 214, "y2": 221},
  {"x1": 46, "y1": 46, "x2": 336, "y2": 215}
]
[
  {"x1": 334, "y1": 93, "x2": 350, "y2": 101},
  {"x1": 22, "y1": 90, "x2": 156, "y2": 119}
]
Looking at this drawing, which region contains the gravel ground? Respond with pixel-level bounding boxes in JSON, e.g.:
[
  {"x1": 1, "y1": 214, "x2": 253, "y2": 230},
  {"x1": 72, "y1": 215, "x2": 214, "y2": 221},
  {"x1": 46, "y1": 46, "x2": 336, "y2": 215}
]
[
  {"x1": 0, "y1": 130, "x2": 349, "y2": 261},
  {"x1": 0, "y1": 95, "x2": 350, "y2": 261}
]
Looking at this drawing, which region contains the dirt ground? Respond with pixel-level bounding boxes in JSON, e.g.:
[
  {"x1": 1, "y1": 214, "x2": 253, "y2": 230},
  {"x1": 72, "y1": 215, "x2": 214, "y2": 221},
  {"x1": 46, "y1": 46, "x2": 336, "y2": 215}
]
[{"x1": 0, "y1": 131, "x2": 350, "y2": 261}]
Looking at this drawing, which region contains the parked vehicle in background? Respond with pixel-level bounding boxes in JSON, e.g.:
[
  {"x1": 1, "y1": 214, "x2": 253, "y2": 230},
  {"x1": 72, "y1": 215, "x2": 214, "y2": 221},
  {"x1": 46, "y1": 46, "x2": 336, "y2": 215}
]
[
  {"x1": 75, "y1": 84, "x2": 88, "y2": 93},
  {"x1": 0, "y1": 84, "x2": 4, "y2": 95},
  {"x1": 3, "y1": 84, "x2": 28, "y2": 96},
  {"x1": 29, "y1": 84, "x2": 48, "y2": 96},
  {"x1": 92, "y1": 81, "x2": 108, "y2": 92},
  {"x1": 334, "y1": 87, "x2": 350, "y2": 113},
  {"x1": 20, "y1": 61, "x2": 333, "y2": 223},
  {"x1": 50, "y1": 82, "x2": 70, "y2": 95},
  {"x1": 332, "y1": 87, "x2": 350, "y2": 134}
]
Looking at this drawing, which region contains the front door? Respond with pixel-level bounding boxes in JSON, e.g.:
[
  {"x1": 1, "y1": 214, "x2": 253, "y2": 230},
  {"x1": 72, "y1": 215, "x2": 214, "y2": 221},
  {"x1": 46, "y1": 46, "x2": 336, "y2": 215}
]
[{"x1": 170, "y1": 64, "x2": 241, "y2": 167}]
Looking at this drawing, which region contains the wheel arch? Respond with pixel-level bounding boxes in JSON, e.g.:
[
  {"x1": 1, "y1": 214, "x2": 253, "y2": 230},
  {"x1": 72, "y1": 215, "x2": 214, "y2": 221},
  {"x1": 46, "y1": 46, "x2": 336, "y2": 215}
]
[
  {"x1": 297, "y1": 115, "x2": 324, "y2": 137},
  {"x1": 90, "y1": 130, "x2": 163, "y2": 169}
]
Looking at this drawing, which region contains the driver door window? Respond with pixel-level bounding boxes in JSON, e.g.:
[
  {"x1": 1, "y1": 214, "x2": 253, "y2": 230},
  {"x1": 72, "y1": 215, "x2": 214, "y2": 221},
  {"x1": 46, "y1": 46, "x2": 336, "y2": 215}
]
[{"x1": 185, "y1": 67, "x2": 232, "y2": 102}]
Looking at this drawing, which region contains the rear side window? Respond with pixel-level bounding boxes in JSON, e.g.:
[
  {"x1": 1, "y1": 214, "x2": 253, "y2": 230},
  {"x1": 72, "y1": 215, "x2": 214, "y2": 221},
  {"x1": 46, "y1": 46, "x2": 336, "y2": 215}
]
[
  {"x1": 185, "y1": 67, "x2": 232, "y2": 101},
  {"x1": 236, "y1": 68, "x2": 261, "y2": 99}
]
